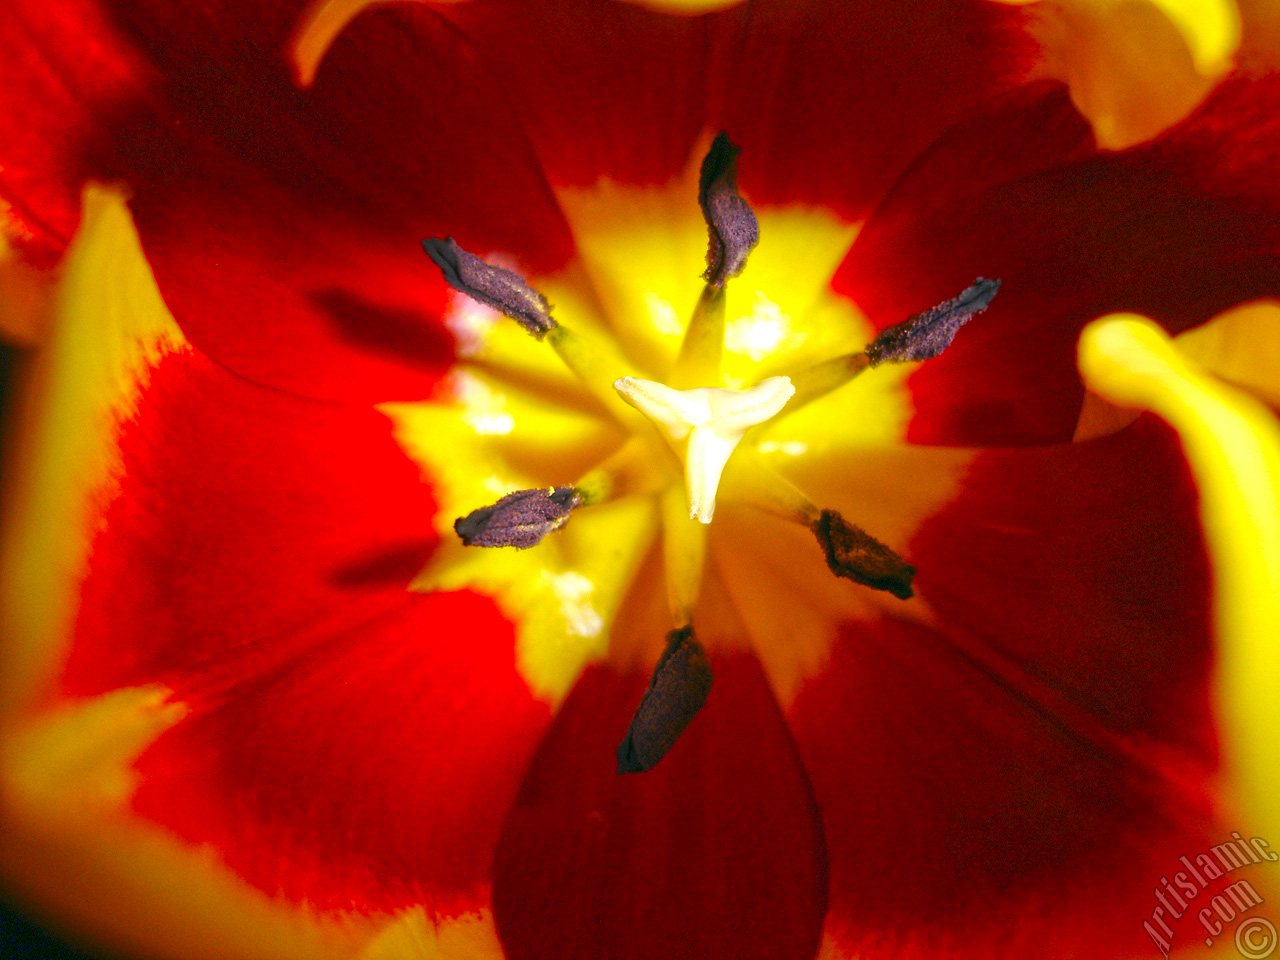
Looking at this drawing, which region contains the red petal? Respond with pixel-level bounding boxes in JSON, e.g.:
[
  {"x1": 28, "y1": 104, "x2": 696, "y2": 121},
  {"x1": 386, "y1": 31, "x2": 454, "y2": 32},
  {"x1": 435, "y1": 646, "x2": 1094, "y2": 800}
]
[
  {"x1": 442, "y1": 0, "x2": 1035, "y2": 220},
  {"x1": 492, "y1": 654, "x2": 826, "y2": 960},
  {"x1": 789, "y1": 415, "x2": 1219, "y2": 957},
  {"x1": 64, "y1": 348, "x2": 439, "y2": 693},
  {"x1": 718, "y1": 0, "x2": 1037, "y2": 222},
  {"x1": 440, "y1": 0, "x2": 727, "y2": 188},
  {"x1": 0, "y1": 0, "x2": 147, "y2": 264},
  {"x1": 130, "y1": 588, "x2": 549, "y2": 913},
  {"x1": 62, "y1": 349, "x2": 550, "y2": 910},
  {"x1": 838, "y1": 76, "x2": 1280, "y2": 446},
  {"x1": 913, "y1": 415, "x2": 1214, "y2": 751},
  {"x1": 88, "y1": 4, "x2": 577, "y2": 402}
]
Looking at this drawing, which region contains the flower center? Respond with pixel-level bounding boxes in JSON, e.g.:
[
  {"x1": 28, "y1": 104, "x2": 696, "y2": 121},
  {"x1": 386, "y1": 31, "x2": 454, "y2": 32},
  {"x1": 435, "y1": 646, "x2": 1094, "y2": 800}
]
[
  {"x1": 613, "y1": 375, "x2": 796, "y2": 524},
  {"x1": 418, "y1": 133, "x2": 999, "y2": 773}
]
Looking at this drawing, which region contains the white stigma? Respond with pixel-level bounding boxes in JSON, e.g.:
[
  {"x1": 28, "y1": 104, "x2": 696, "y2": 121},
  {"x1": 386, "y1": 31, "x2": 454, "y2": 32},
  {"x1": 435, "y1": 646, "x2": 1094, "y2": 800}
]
[{"x1": 613, "y1": 375, "x2": 795, "y2": 523}]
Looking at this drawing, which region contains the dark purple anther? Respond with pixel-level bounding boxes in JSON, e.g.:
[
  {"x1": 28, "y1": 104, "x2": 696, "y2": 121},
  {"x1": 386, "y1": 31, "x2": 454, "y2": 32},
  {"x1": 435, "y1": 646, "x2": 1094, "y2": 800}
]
[
  {"x1": 454, "y1": 486, "x2": 581, "y2": 549},
  {"x1": 616, "y1": 625, "x2": 713, "y2": 774},
  {"x1": 423, "y1": 237, "x2": 556, "y2": 338},
  {"x1": 866, "y1": 278, "x2": 1001, "y2": 366},
  {"x1": 814, "y1": 509, "x2": 915, "y2": 600},
  {"x1": 698, "y1": 132, "x2": 759, "y2": 288}
]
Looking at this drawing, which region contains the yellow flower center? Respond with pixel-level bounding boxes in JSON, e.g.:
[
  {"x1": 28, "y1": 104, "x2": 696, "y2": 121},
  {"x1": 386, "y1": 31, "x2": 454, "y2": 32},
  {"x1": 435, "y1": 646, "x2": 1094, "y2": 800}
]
[{"x1": 391, "y1": 133, "x2": 999, "y2": 770}]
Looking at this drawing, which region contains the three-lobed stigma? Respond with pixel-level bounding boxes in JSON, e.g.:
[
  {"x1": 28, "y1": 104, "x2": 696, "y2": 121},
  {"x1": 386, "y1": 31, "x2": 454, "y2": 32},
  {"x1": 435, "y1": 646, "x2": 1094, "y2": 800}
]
[{"x1": 422, "y1": 132, "x2": 1000, "y2": 773}]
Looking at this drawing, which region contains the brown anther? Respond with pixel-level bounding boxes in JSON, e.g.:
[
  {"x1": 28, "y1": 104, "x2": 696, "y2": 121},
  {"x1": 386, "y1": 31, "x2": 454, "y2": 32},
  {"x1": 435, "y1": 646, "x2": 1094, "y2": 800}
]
[
  {"x1": 616, "y1": 625, "x2": 713, "y2": 774},
  {"x1": 454, "y1": 487, "x2": 581, "y2": 549},
  {"x1": 423, "y1": 236, "x2": 556, "y2": 338},
  {"x1": 698, "y1": 132, "x2": 759, "y2": 288},
  {"x1": 866, "y1": 278, "x2": 1001, "y2": 366},
  {"x1": 814, "y1": 509, "x2": 915, "y2": 599}
]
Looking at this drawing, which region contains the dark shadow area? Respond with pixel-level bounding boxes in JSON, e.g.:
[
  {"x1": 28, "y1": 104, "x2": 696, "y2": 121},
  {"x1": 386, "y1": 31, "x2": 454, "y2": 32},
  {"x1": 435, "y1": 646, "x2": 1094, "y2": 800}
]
[
  {"x1": 311, "y1": 288, "x2": 454, "y2": 373},
  {"x1": 0, "y1": 901, "x2": 120, "y2": 960},
  {"x1": 328, "y1": 538, "x2": 438, "y2": 588}
]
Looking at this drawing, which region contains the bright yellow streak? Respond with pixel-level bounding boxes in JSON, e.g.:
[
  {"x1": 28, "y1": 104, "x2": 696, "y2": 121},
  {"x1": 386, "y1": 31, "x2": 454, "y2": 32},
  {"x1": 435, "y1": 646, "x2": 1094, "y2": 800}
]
[
  {"x1": 361, "y1": 908, "x2": 503, "y2": 960},
  {"x1": 994, "y1": 0, "x2": 1236, "y2": 148},
  {"x1": 1147, "y1": 0, "x2": 1240, "y2": 73},
  {"x1": 0, "y1": 188, "x2": 387, "y2": 960},
  {"x1": 616, "y1": 0, "x2": 747, "y2": 11},
  {"x1": 992, "y1": 0, "x2": 1239, "y2": 73},
  {"x1": 0, "y1": 186, "x2": 186, "y2": 716},
  {"x1": 1078, "y1": 314, "x2": 1280, "y2": 843},
  {"x1": 1175, "y1": 299, "x2": 1280, "y2": 407}
]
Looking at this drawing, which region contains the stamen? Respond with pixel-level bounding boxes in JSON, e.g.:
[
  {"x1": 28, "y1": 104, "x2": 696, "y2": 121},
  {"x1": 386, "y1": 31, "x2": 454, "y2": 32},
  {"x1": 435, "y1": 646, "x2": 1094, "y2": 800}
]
[
  {"x1": 757, "y1": 280, "x2": 1001, "y2": 436},
  {"x1": 724, "y1": 455, "x2": 915, "y2": 599},
  {"x1": 662, "y1": 485, "x2": 708, "y2": 626},
  {"x1": 423, "y1": 237, "x2": 556, "y2": 338},
  {"x1": 866, "y1": 278, "x2": 1001, "y2": 367},
  {"x1": 574, "y1": 436, "x2": 677, "y2": 507},
  {"x1": 813, "y1": 509, "x2": 915, "y2": 599},
  {"x1": 698, "y1": 132, "x2": 759, "y2": 288},
  {"x1": 454, "y1": 486, "x2": 581, "y2": 548},
  {"x1": 775, "y1": 350, "x2": 873, "y2": 421},
  {"x1": 614, "y1": 376, "x2": 795, "y2": 523},
  {"x1": 616, "y1": 625, "x2": 713, "y2": 774},
  {"x1": 671, "y1": 284, "x2": 726, "y2": 389}
]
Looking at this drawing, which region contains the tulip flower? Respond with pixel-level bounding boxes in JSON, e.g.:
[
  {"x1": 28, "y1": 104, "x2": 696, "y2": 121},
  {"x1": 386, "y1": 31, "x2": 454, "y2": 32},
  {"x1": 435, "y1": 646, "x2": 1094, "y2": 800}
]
[{"x1": 2, "y1": 1, "x2": 1279, "y2": 958}]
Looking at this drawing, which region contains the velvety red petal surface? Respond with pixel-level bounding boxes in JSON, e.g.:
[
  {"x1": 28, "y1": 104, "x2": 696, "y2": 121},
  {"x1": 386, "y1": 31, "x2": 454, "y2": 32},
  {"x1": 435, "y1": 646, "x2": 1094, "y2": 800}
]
[
  {"x1": 439, "y1": 0, "x2": 727, "y2": 190},
  {"x1": 5, "y1": 0, "x2": 1037, "y2": 399},
  {"x1": 716, "y1": 0, "x2": 1036, "y2": 223},
  {"x1": 839, "y1": 77, "x2": 1280, "y2": 447},
  {"x1": 789, "y1": 415, "x2": 1221, "y2": 958},
  {"x1": 0, "y1": 0, "x2": 146, "y2": 265},
  {"x1": 442, "y1": 0, "x2": 1035, "y2": 222},
  {"x1": 63, "y1": 349, "x2": 550, "y2": 911},
  {"x1": 492, "y1": 654, "x2": 826, "y2": 960},
  {"x1": 90, "y1": 4, "x2": 578, "y2": 403}
]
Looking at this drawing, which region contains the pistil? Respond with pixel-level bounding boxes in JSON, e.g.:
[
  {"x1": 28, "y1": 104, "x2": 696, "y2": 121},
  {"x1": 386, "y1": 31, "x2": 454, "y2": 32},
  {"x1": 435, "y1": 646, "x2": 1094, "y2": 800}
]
[{"x1": 614, "y1": 375, "x2": 795, "y2": 523}]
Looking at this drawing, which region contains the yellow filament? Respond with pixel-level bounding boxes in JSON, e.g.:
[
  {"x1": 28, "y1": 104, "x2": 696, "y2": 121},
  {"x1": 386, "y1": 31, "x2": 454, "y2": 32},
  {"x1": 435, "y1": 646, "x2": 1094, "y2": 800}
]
[
  {"x1": 545, "y1": 323, "x2": 647, "y2": 428},
  {"x1": 1078, "y1": 314, "x2": 1280, "y2": 844},
  {"x1": 671, "y1": 285, "x2": 727, "y2": 388},
  {"x1": 661, "y1": 485, "x2": 708, "y2": 625}
]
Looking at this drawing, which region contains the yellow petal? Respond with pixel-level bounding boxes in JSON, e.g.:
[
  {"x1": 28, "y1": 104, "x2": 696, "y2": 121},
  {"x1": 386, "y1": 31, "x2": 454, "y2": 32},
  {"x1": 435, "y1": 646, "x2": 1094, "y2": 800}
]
[
  {"x1": 1078, "y1": 314, "x2": 1280, "y2": 844},
  {"x1": 1, "y1": 685, "x2": 383, "y2": 960},
  {"x1": 0, "y1": 185, "x2": 186, "y2": 716},
  {"x1": 997, "y1": 0, "x2": 1238, "y2": 149},
  {"x1": 1173, "y1": 298, "x2": 1280, "y2": 408},
  {"x1": 361, "y1": 908, "x2": 503, "y2": 960}
]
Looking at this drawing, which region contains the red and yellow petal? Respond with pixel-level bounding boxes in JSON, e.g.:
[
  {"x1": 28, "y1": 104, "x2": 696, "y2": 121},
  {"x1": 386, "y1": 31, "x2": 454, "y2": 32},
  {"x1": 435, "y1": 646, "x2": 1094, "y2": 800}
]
[
  {"x1": 117, "y1": 3, "x2": 579, "y2": 403},
  {"x1": 788, "y1": 413, "x2": 1227, "y2": 957},
  {"x1": 839, "y1": 75, "x2": 1280, "y2": 447},
  {"x1": 999, "y1": 0, "x2": 1239, "y2": 150},
  {"x1": 1, "y1": 187, "x2": 548, "y2": 954},
  {"x1": 492, "y1": 653, "x2": 826, "y2": 960},
  {"x1": 1081, "y1": 313, "x2": 1280, "y2": 863}
]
